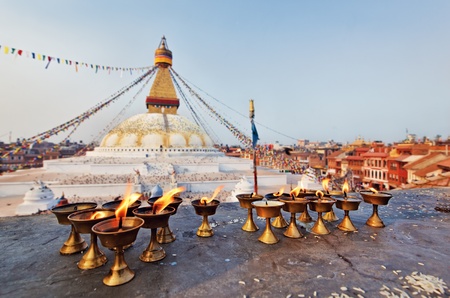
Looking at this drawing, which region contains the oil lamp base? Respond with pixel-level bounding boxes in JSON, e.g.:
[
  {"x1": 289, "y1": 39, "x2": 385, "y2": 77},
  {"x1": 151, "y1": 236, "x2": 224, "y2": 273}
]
[
  {"x1": 259, "y1": 218, "x2": 279, "y2": 244},
  {"x1": 242, "y1": 208, "x2": 259, "y2": 232},
  {"x1": 141, "y1": 228, "x2": 167, "y2": 262},
  {"x1": 366, "y1": 205, "x2": 385, "y2": 228},
  {"x1": 271, "y1": 214, "x2": 288, "y2": 228},
  {"x1": 337, "y1": 211, "x2": 358, "y2": 232},
  {"x1": 103, "y1": 247, "x2": 135, "y2": 287},
  {"x1": 298, "y1": 209, "x2": 315, "y2": 223},
  {"x1": 157, "y1": 225, "x2": 176, "y2": 244},
  {"x1": 78, "y1": 234, "x2": 107, "y2": 270},
  {"x1": 197, "y1": 215, "x2": 214, "y2": 237},
  {"x1": 140, "y1": 248, "x2": 166, "y2": 263},
  {"x1": 283, "y1": 213, "x2": 303, "y2": 239},
  {"x1": 323, "y1": 209, "x2": 339, "y2": 222},
  {"x1": 60, "y1": 226, "x2": 87, "y2": 255},
  {"x1": 311, "y1": 213, "x2": 331, "y2": 235}
]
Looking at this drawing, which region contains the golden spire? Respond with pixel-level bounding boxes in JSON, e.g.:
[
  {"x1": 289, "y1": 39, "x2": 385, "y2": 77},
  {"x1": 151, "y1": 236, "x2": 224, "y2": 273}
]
[
  {"x1": 146, "y1": 36, "x2": 179, "y2": 114},
  {"x1": 154, "y1": 35, "x2": 172, "y2": 67}
]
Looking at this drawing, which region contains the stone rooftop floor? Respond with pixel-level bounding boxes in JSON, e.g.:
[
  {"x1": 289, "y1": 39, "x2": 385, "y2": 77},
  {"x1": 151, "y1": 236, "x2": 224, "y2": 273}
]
[{"x1": 0, "y1": 188, "x2": 449, "y2": 298}]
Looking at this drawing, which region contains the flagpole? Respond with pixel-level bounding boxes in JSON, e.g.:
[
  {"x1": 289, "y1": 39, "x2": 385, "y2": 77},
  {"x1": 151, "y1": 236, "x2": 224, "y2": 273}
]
[{"x1": 249, "y1": 99, "x2": 258, "y2": 194}]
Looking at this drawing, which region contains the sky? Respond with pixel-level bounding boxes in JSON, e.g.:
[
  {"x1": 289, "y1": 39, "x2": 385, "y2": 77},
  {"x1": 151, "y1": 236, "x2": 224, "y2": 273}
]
[{"x1": 1, "y1": 0, "x2": 449, "y2": 147}]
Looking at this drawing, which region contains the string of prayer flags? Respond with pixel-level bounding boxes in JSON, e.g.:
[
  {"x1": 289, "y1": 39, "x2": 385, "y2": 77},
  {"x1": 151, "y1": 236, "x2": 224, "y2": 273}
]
[{"x1": 1, "y1": 43, "x2": 152, "y2": 74}]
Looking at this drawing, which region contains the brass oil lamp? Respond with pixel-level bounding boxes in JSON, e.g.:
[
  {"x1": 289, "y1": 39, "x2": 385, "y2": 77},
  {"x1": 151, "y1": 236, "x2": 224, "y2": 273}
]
[
  {"x1": 308, "y1": 191, "x2": 336, "y2": 235},
  {"x1": 292, "y1": 183, "x2": 316, "y2": 223},
  {"x1": 321, "y1": 178, "x2": 340, "y2": 222},
  {"x1": 134, "y1": 187, "x2": 184, "y2": 262},
  {"x1": 264, "y1": 188, "x2": 289, "y2": 228},
  {"x1": 147, "y1": 196, "x2": 183, "y2": 244},
  {"x1": 278, "y1": 186, "x2": 309, "y2": 238},
  {"x1": 101, "y1": 186, "x2": 142, "y2": 250},
  {"x1": 68, "y1": 209, "x2": 115, "y2": 269},
  {"x1": 252, "y1": 200, "x2": 285, "y2": 244},
  {"x1": 360, "y1": 188, "x2": 393, "y2": 228},
  {"x1": 333, "y1": 180, "x2": 362, "y2": 232},
  {"x1": 191, "y1": 185, "x2": 223, "y2": 237},
  {"x1": 51, "y1": 202, "x2": 97, "y2": 255},
  {"x1": 92, "y1": 192, "x2": 144, "y2": 286},
  {"x1": 236, "y1": 193, "x2": 264, "y2": 232}
]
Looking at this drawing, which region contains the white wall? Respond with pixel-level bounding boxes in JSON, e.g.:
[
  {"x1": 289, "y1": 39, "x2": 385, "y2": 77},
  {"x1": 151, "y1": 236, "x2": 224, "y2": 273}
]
[{"x1": 0, "y1": 175, "x2": 286, "y2": 198}]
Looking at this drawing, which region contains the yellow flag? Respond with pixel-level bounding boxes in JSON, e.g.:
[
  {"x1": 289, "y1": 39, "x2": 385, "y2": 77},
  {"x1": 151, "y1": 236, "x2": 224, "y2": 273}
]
[
  {"x1": 4, "y1": 46, "x2": 9, "y2": 54},
  {"x1": 37, "y1": 54, "x2": 42, "y2": 60}
]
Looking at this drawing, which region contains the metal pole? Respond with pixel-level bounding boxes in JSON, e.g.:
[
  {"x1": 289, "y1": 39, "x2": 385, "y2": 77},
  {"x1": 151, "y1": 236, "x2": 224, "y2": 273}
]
[{"x1": 250, "y1": 100, "x2": 258, "y2": 194}]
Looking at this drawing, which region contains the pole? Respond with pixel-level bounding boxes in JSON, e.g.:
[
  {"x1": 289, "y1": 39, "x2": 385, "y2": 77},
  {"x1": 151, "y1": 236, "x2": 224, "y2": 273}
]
[{"x1": 250, "y1": 100, "x2": 258, "y2": 194}]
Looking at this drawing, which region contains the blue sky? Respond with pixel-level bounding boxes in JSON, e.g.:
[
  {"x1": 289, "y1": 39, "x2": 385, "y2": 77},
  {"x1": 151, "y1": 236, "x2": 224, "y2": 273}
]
[{"x1": 1, "y1": 1, "x2": 449, "y2": 146}]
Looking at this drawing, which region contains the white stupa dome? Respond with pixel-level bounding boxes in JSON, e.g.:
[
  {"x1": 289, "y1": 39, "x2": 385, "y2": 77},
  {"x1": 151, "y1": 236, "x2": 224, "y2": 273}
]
[
  {"x1": 100, "y1": 113, "x2": 214, "y2": 148},
  {"x1": 88, "y1": 113, "x2": 220, "y2": 157}
]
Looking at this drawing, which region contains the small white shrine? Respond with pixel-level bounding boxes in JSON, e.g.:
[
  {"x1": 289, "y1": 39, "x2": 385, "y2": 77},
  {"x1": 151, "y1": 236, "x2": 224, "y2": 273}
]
[{"x1": 16, "y1": 181, "x2": 59, "y2": 216}]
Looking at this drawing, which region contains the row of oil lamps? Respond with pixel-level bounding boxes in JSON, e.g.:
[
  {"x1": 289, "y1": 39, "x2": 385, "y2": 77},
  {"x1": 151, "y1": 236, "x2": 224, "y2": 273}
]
[
  {"x1": 51, "y1": 185, "x2": 224, "y2": 287},
  {"x1": 51, "y1": 180, "x2": 392, "y2": 287},
  {"x1": 236, "y1": 185, "x2": 392, "y2": 245}
]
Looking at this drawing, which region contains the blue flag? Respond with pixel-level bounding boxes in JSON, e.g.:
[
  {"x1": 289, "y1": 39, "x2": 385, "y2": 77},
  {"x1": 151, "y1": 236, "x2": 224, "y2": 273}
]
[{"x1": 251, "y1": 120, "x2": 259, "y2": 148}]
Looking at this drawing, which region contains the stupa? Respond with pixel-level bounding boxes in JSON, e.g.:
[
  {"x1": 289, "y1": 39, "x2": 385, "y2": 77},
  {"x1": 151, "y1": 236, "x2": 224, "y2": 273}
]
[
  {"x1": 4, "y1": 37, "x2": 285, "y2": 206},
  {"x1": 87, "y1": 36, "x2": 219, "y2": 158},
  {"x1": 16, "y1": 180, "x2": 59, "y2": 215}
]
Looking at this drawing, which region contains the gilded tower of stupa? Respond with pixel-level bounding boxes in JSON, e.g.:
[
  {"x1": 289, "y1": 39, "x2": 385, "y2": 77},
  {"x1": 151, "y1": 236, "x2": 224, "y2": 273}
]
[
  {"x1": 88, "y1": 36, "x2": 218, "y2": 157},
  {"x1": 146, "y1": 36, "x2": 179, "y2": 114}
]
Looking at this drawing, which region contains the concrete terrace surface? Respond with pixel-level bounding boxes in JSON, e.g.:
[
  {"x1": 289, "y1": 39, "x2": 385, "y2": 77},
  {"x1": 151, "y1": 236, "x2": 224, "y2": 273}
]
[{"x1": 0, "y1": 188, "x2": 449, "y2": 298}]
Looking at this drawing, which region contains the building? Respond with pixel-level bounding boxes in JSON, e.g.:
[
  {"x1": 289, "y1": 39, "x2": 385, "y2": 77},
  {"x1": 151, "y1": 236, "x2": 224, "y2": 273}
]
[
  {"x1": 361, "y1": 142, "x2": 390, "y2": 190},
  {"x1": 403, "y1": 152, "x2": 449, "y2": 183}
]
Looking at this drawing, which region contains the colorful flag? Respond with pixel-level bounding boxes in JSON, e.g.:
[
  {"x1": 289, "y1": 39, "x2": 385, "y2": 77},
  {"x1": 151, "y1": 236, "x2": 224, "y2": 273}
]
[{"x1": 251, "y1": 120, "x2": 259, "y2": 149}]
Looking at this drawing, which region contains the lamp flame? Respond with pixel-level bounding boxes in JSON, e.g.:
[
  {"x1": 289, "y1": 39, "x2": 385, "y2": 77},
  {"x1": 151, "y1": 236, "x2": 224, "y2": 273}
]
[
  {"x1": 322, "y1": 178, "x2": 330, "y2": 193},
  {"x1": 369, "y1": 187, "x2": 378, "y2": 194},
  {"x1": 152, "y1": 186, "x2": 186, "y2": 214},
  {"x1": 299, "y1": 180, "x2": 306, "y2": 193},
  {"x1": 251, "y1": 192, "x2": 257, "y2": 198},
  {"x1": 290, "y1": 186, "x2": 301, "y2": 197},
  {"x1": 315, "y1": 190, "x2": 324, "y2": 199},
  {"x1": 342, "y1": 179, "x2": 349, "y2": 196},
  {"x1": 115, "y1": 182, "x2": 142, "y2": 219},
  {"x1": 200, "y1": 185, "x2": 224, "y2": 205},
  {"x1": 116, "y1": 193, "x2": 142, "y2": 219},
  {"x1": 273, "y1": 187, "x2": 284, "y2": 197}
]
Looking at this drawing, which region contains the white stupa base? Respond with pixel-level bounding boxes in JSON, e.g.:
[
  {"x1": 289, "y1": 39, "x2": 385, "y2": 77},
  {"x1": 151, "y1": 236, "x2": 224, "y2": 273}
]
[{"x1": 16, "y1": 200, "x2": 58, "y2": 216}]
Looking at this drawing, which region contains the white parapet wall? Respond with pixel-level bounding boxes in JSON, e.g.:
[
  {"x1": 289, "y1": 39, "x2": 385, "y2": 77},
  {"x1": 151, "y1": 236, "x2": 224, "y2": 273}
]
[
  {"x1": 1, "y1": 173, "x2": 287, "y2": 199},
  {"x1": 48, "y1": 183, "x2": 132, "y2": 198},
  {"x1": 0, "y1": 182, "x2": 34, "y2": 197},
  {"x1": 179, "y1": 175, "x2": 286, "y2": 192}
]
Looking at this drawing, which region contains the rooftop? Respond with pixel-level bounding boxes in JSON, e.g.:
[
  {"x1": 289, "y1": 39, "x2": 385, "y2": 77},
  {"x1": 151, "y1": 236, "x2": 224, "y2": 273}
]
[{"x1": 1, "y1": 188, "x2": 449, "y2": 297}]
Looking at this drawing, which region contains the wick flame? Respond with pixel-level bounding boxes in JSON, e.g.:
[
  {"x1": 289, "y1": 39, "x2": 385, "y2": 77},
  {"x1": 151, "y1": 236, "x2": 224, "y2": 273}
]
[
  {"x1": 153, "y1": 186, "x2": 186, "y2": 214},
  {"x1": 251, "y1": 192, "x2": 257, "y2": 198},
  {"x1": 369, "y1": 187, "x2": 378, "y2": 194},
  {"x1": 342, "y1": 179, "x2": 350, "y2": 194},
  {"x1": 290, "y1": 186, "x2": 301, "y2": 197},
  {"x1": 315, "y1": 190, "x2": 324, "y2": 199},
  {"x1": 299, "y1": 180, "x2": 306, "y2": 192},
  {"x1": 322, "y1": 178, "x2": 330, "y2": 192},
  {"x1": 116, "y1": 193, "x2": 142, "y2": 219},
  {"x1": 115, "y1": 182, "x2": 141, "y2": 219},
  {"x1": 200, "y1": 185, "x2": 224, "y2": 205},
  {"x1": 89, "y1": 211, "x2": 108, "y2": 220},
  {"x1": 273, "y1": 187, "x2": 284, "y2": 197}
]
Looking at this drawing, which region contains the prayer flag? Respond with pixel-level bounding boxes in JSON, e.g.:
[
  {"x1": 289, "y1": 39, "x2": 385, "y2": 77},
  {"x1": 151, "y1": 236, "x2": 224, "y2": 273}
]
[{"x1": 251, "y1": 120, "x2": 259, "y2": 149}]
